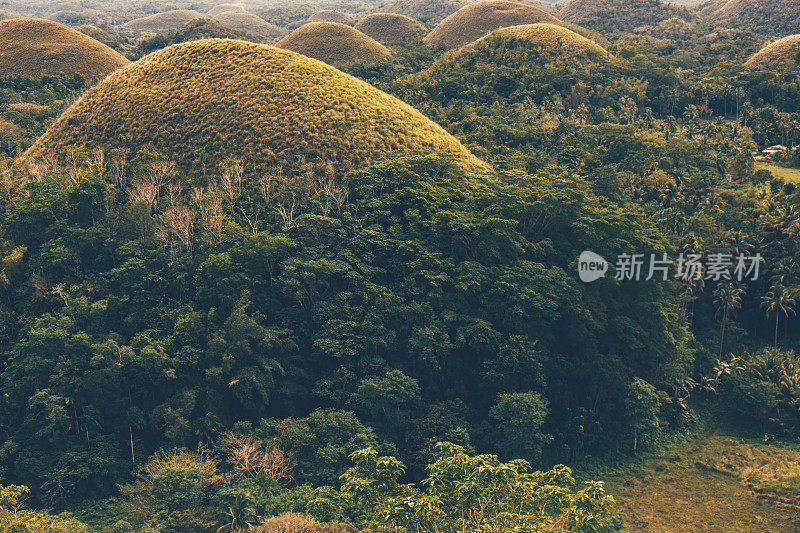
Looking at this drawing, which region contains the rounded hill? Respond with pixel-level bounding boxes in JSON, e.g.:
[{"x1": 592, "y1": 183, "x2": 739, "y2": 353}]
[
  {"x1": 746, "y1": 35, "x2": 800, "y2": 68},
  {"x1": 469, "y1": 22, "x2": 610, "y2": 61},
  {"x1": 703, "y1": 0, "x2": 800, "y2": 36},
  {"x1": 22, "y1": 39, "x2": 487, "y2": 181},
  {"x1": 207, "y1": 4, "x2": 247, "y2": 17},
  {"x1": 122, "y1": 10, "x2": 203, "y2": 33},
  {"x1": 423, "y1": 0, "x2": 560, "y2": 49},
  {"x1": 355, "y1": 13, "x2": 428, "y2": 43},
  {"x1": 212, "y1": 12, "x2": 286, "y2": 40},
  {"x1": 0, "y1": 18, "x2": 130, "y2": 81},
  {"x1": 374, "y1": 0, "x2": 467, "y2": 24},
  {"x1": 308, "y1": 10, "x2": 357, "y2": 25},
  {"x1": 276, "y1": 22, "x2": 391, "y2": 64},
  {"x1": 559, "y1": 0, "x2": 694, "y2": 34}
]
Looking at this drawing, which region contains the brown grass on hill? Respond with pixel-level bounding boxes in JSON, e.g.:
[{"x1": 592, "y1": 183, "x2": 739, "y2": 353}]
[
  {"x1": 122, "y1": 10, "x2": 203, "y2": 32},
  {"x1": 212, "y1": 12, "x2": 287, "y2": 41},
  {"x1": 277, "y1": 22, "x2": 391, "y2": 64},
  {"x1": 0, "y1": 18, "x2": 129, "y2": 81},
  {"x1": 559, "y1": 0, "x2": 694, "y2": 34},
  {"x1": 374, "y1": 0, "x2": 467, "y2": 24},
  {"x1": 9, "y1": 102, "x2": 50, "y2": 113},
  {"x1": 251, "y1": 513, "x2": 354, "y2": 533},
  {"x1": 702, "y1": 0, "x2": 800, "y2": 36},
  {"x1": 423, "y1": 0, "x2": 560, "y2": 49},
  {"x1": 468, "y1": 22, "x2": 611, "y2": 61},
  {"x1": 355, "y1": 13, "x2": 428, "y2": 43},
  {"x1": 746, "y1": 34, "x2": 800, "y2": 68},
  {"x1": 308, "y1": 10, "x2": 357, "y2": 25},
  {"x1": 207, "y1": 3, "x2": 247, "y2": 17},
  {"x1": 21, "y1": 39, "x2": 488, "y2": 182}
]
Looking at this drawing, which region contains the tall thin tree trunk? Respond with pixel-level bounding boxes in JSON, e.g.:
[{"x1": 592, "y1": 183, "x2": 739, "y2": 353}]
[
  {"x1": 775, "y1": 314, "x2": 779, "y2": 348},
  {"x1": 130, "y1": 425, "x2": 135, "y2": 463}
]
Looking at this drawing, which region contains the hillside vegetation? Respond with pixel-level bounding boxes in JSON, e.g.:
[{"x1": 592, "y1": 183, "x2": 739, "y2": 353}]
[
  {"x1": 21, "y1": 39, "x2": 486, "y2": 181},
  {"x1": 308, "y1": 9, "x2": 357, "y2": 25},
  {"x1": 134, "y1": 17, "x2": 260, "y2": 56},
  {"x1": 423, "y1": 0, "x2": 589, "y2": 50},
  {"x1": 746, "y1": 34, "x2": 800, "y2": 68},
  {"x1": 277, "y1": 22, "x2": 392, "y2": 64},
  {"x1": 703, "y1": 0, "x2": 800, "y2": 36},
  {"x1": 354, "y1": 13, "x2": 428, "y2": 43},
  {"x1": 468, "y1": 22, "x2": 611, "y2": 60},
  {"x1": 0, "y1": 18, "x2": 129, "y2": 81},
  {"x1": 375, "y1": 0, "x2": 467, "y2": 23},
  {"x1": 207, "y1": 3, "x2": 247, "y2": 17},
  {"x1": 122, "y1": 10, "x2": 202, "y2": 32},
  {"x1": 212, "y1": 11, "x2": 287, "y2": 40},
  {"x1": 559, "y1": 0, "x2": 694, "y2": 35}
]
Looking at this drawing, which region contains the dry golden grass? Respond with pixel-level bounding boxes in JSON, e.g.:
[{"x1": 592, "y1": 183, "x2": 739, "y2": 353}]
[
  {"x1": 355, "y1": 13, "x2": 428, "y2": 43},
  {"x1": 308, "y1": 10, "x2": 357, "y2": 25},
  {"x1": 468, "y1": 22, "x2": 611, "y2": 60},
  {"x1": 9, "y1": 102, "x2": 50, "y2": 113},
  {"x1": 21, "y1": 39, "x2": 488, "y2": 180},
  {"x1": 0, "y1": 18, "x2": 129, "y2": 81},
  {"x1": 277, "y1": 22, "x2": 391, "y2": 64},
  {"x1": 423, "y1": 0, "x2": 559, "y2": 48},
  {"x1": 252, "y1": 513, "x2": 354, "y2": 533},
  {"x1": 122, "y1": 10, "x2": 203, "y2": 33},
  {"x1": 746, "y1": 35, "x2": 800, "y2": 68},
  {"x1": 212, "y1": 12, "x2": 287, "y2": 41},
  {"x1": 207, "y1": 4, "x2": 247, "y2": 17},
  {"x1": 607, "y1": 435, "x2": 800, "y2": 532}
]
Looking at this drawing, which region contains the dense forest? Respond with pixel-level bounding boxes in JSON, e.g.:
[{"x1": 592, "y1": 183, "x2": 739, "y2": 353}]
[{"x1": 1, "y1": 0, "x2": 800, "y2": 531}]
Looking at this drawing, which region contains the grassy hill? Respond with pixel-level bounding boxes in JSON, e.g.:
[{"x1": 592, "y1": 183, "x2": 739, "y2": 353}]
[
  {"x1": 423, "y1": 0, "x2": 569, "y2": 49},
  {"x1": 468, "y1": 22, "x2": 611, "y2": 60},
  {"x1": 122, "y1": 10, "x2": 203, "y2": 33},
  {"x1": 135, "y1": 18, "x2": 260, "y2": 56},
  {"x1": 703, "y1": 0, "x2": 800, "y2": 36},
  {"x1": 308, "y1": 10, "x2": 357, "y2": 25},
  {"x1": 212, "y1": 12, "x2": 286, "y2": 41},
  {"x1": 0, "y1": 18, "x2": 130, "y2": 81},
  {"x1": 354, "y1": 13, "x2": 428, "y2": 43},
  {"x1": 375, "y1": 0, "x2": 467, "y2": 24},
  {"x1": 559, "y1": 0, "x2": 694, "y2": 34},
  {"x1": 20, "y1": 39, "x2": 487, "y2": 182},
  {"x1": 746, "y1": 34, "x2": 800, "y2": 68},
  {"x1": 277, "y1": 22, "x2": 392, "y2": 64},
  {"x1": 207, "y1": 4, "x2": 247, "y2": 17}
]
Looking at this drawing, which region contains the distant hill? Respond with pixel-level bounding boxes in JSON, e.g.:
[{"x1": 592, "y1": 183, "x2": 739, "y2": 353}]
[
  {"x1": 207, "y1": 4, "x2": 247, "y2": 17},
  {"x1": 702, "y1": 0, "x2": 800, "y2": 36},
  {"x1": 277, "y1": 22, "x2": 392, "y2": 64},
  {"x1": 21, "y1": 39, "x2": 487, "y2": 181},
  {"x1": 134, "y1": 17, "x2": 260, "y2": 56},
  {"x1": 0, "y1": 9, "x2": 21, "y2": 21},
  {"x1": 212, "y1": 12, "x2": 286, "y2": 40},
  {"x1": 375, "y1": 0, "x2": 467, "y2": 24},
  {"x1": 308, "y1": 10, "x2": 357, "y2": 25},
  {"x1": 50, "y1": 9, "x2": 106, "y2": 26},
  {"x1": 746, "y1": 34, "x2": 800, "y2": 68},
  {"x1": 559, "y1": 0, "x2": 695, "y2": 34},
  {"x1": 0, "y1": 18, "x2": 129, "y2": 81},
  {"x1": 468, "y1": 22, "x2": 611, "y2": 61},
  {"x1": 122, "y1": 10, "x2": 203, "y2": 33},
  {"x1": 257, "y1": 5, "x2": 316, "y2": 29},
  {"x1": 423, "y1": 0, "x2": 603, "y2": 49},
  {"x1": 355, "y1": 13, "x2": 428, "y2": 43}
]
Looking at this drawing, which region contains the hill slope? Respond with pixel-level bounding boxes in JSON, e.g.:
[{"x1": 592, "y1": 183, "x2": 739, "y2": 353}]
[
  {"x1": 276, "y1": 22, "x2": 391, "y2": 64},
  {"x1": 122, "y1": 10, "x2": 202, "y2": 33},
  {"x1": 207, "y1": 4, "x2": 247, "y2": 17},
  {"x1": 468, "y1": 22, "x2": 611, "y2": 60},
  {"x1": 423, "y1": 0, "x2": 560, "y2": 49},
  {"x1": 375, "y1": 0, "x2": 467, "y2": 24},
  {"x1": 21, "y1": 39, "x2": 487, "y2": 180},
  {"x1": 354, "y1": 13, "x2": 428, "y2": 43},
  {"x1": 746, "y1": 34, "x2": 800, "y2": 68},
  {"x1": 212, "y1": 12, "x2": 286, "y2": 40},
  {"x1": 0, "y1": 18, "x2": 130, "y2": 81},
  {"x1": 559, "y1": 0, "x2": 694, "y2": 34},
  {"x1": 703, "y1": 0, "x2": 800, "y2": 36},
  {"x1": 308, "y1": 10, "x2": 357, "y2": 25}
]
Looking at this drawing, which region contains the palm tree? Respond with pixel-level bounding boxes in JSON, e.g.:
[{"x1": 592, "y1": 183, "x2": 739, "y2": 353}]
[
  {"x1": 761, "y1": 285, "x2": 798, "y2": 347},
  {"x1": 714, "y1": 283, "x2": 744, "y2": 356}
]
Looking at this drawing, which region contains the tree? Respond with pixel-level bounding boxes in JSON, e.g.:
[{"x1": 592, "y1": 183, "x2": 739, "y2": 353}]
[
  {"x1": 713, "y1": 283, "x2": 744, "y2": 357},
  {"x1": 489, "y1": 392, "x2": 552, "y2": 463},
  {"x1": 624, "y1": 378, "x2": 661, "y2": 453},
  {"x1": 761, "y1": 286, "x2": 797, "y2": 348}
]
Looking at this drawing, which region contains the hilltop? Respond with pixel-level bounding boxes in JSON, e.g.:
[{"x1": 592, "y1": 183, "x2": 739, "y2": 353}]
[
  {"x1": 308, "y1": 10, "x2": 357, "y2": 25},
  {"x1": 207, "y1": 4, "x2": 247, "y2": 17},
  {"x1": 468, "y1": 22, "x2": 611, "y2": 60},
  {"x1": 559, "y1": 0, "x2": 695, "y2": 34},
  {"x1": 21, "y1": 39, "x2": 487, "y2": 181},
  {"x1": 746, "y1": 34, "x2": 800, "y2": 68},
  {"x1": 0, "y1": 18, "x2": 129, "y2": 81},
  {"x1": 276, "y1": 22, "x2": 392, "y2": 64},
  {"x1": 375, "y1": 0, "x2": 467, "y2": 24},
  {"x1": 703, "y1": 0, "x2": 800, "y2": 36},
  {"x1": 122, "y1": 10, "x2": 202, "y2": 33},
  {"x1": 423, "y1": 0, "x2": 564, "y2": 49},
  {"x1": 354, "y1": 13, "x2": 428, "y2": 43},
  {"x1": 212, "y1": 12, "x2": 286, "y2": 40}
]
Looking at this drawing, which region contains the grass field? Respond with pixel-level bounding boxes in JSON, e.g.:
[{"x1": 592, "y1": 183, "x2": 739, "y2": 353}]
[
  {"x1": 756, "y1": 162, "x2": 800, "y2": 183},
  {"x1": 605, "y1": 435, "x2": 800, "y2": 532}
]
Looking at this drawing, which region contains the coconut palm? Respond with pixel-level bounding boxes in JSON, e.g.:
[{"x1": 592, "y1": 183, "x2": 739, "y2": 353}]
[
  {"x1": 714, "y1": 283, "x2": 744, "y2": 356},
  {"x1": 761, "y1": 285, "x2": 798, "y2": 347}
]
